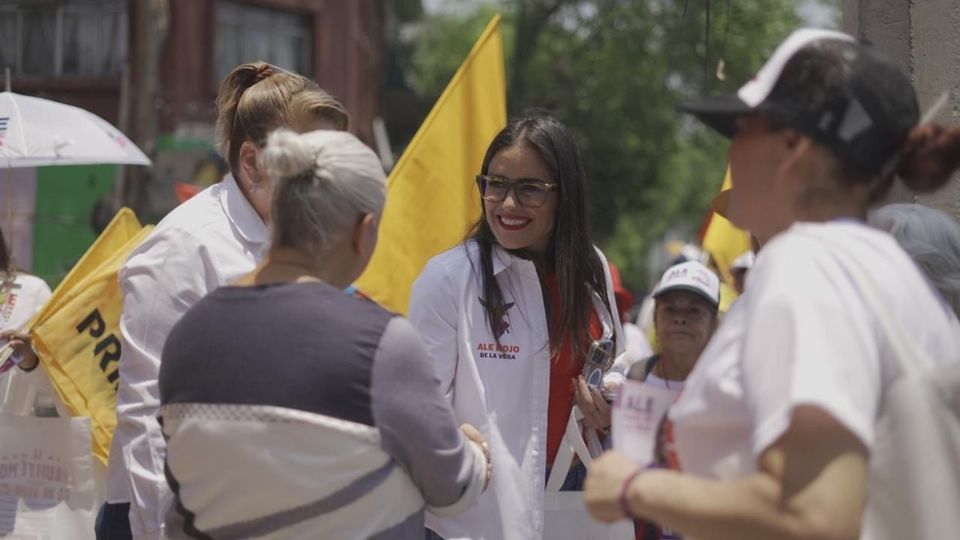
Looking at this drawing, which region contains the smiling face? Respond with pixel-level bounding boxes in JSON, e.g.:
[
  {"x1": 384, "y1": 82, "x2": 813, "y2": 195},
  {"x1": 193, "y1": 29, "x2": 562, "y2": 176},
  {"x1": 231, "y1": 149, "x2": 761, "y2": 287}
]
[
  {"x1": 654, "y1": 290, "x2": 716, "y2": 359},
  {"x1": 483, "y1": 143, "x2": 559, "y2": 257}
]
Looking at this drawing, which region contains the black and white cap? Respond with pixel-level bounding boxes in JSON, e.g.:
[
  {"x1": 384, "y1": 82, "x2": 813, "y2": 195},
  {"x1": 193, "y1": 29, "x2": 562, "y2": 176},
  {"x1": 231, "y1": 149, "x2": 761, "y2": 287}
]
[{"x1": 679, "y1": 28, "x2": 919, "y2": 175}]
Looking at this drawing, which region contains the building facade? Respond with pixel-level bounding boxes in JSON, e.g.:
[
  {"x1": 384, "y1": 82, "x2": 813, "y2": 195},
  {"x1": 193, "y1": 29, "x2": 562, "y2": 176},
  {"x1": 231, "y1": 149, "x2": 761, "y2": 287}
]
[{"x1": 0, "y1": 0, "x2": 386, "y2": 283}]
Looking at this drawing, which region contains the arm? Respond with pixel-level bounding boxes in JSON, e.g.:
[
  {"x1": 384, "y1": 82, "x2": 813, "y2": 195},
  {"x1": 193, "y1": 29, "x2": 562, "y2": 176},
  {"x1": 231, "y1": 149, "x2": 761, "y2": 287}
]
[
  {"x1": 371, "y1": 317, "x2": 488, "y2": 516},
  {"x1": 585, "y1": 405, "x2": 867, "y2": 540},
  {"x1": 114, "y1": 231, "x2": 210, "y2": 539},
  {"x1": 408, "y1": 258, "x2": 460, "y2": 402}
]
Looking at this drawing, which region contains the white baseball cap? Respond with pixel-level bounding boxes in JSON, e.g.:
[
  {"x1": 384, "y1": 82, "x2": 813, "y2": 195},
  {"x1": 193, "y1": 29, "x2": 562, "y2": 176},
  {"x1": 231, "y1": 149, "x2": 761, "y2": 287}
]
[{"x1": 653, "y1": 261, "x2": 720, "y2": 309}]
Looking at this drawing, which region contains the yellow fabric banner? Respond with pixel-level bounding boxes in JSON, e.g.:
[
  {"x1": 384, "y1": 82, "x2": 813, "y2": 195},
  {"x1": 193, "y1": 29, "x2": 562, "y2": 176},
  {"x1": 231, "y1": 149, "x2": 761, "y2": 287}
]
[
  {"x1": 29, "y1": 208, "x2": 151, "y2": 464},
  {"x1": 701, "y1": 169, "x2": 751, "y2": 309},
  {"x1": 355, "y1": 15, "x2": 507, "y2": 315}
]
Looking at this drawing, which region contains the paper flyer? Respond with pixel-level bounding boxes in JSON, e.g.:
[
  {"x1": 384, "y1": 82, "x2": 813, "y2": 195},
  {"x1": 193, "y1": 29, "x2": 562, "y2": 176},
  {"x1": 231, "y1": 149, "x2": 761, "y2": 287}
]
[{"x1": 611, "y1": 379, "x2": 679, "y2": 465}]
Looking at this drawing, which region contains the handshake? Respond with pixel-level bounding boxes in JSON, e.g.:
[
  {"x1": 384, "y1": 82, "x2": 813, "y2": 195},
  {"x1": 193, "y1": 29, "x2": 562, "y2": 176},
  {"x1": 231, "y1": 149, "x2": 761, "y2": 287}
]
[{"x1": 460, "y1": 423, "x2": 492, "y2": 491}]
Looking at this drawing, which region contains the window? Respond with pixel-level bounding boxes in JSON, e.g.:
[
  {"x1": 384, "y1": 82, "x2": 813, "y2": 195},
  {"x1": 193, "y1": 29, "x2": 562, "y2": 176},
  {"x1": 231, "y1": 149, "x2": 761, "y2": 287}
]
[
  {"x1": 0, "y1": 0, "x2": 126, "y2": 77},
  {"x1": 215, "y1": 2, "x2": 312, "y2": 84}
]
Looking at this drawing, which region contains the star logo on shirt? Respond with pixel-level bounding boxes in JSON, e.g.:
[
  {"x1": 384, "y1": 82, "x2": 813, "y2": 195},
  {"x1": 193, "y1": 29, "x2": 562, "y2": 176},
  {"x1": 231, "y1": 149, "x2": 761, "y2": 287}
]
[{"x1": 478, "y1": 298, "x2": 515, "y2": 339}]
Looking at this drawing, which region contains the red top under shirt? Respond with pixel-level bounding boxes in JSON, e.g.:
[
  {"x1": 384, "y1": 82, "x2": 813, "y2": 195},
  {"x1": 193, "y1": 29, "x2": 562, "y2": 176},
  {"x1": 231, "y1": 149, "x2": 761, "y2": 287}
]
[{"x1": 541, "y1": 272, "x2": 603, "y2": 466}]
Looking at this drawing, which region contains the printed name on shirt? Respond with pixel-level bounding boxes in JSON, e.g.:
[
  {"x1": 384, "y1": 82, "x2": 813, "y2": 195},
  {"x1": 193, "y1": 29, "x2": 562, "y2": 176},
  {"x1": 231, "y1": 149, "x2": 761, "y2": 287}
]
[
  {"x1": 0, "y1": 290, "x2": 18, "y2": 322},
  {"x1": 476, "y1": 342, "x2": 521, "y2": 360}
]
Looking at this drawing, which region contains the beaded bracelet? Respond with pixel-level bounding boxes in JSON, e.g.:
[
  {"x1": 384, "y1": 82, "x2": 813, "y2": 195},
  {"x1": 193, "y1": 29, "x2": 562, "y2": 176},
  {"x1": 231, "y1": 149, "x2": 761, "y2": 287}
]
[{"x1": 618, "y1": 467, "x2": 645, "y2": 519}]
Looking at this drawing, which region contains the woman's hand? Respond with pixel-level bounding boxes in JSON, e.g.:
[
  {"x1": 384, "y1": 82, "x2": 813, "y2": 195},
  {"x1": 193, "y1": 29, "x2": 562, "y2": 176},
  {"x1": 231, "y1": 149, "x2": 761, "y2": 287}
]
[
  {"x1": 583, "y1": 450, "x2": 640, "y2": 522},
  {"x1": 0, "y1": 329, "x2": 39, "y2": 371},
  {"x1": 574, "y1": 375, "x2": 611, "y2": 429},
  {"x1": 460, "y1": 423, "x2": 492, "y2": 491}
]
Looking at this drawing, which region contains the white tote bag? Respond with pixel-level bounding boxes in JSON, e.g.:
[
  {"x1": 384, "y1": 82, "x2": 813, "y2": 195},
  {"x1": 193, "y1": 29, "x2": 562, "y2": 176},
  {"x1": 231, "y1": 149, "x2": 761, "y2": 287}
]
[
  {"x1": 0, "y1": 415, "x2": 99, "y2": 539},
  {"x1": 543, "y1": 406, "x2": 635, "y2": 540},
  {"x1": 820, "y1": 234, "x2": 960, "y2": 540}
]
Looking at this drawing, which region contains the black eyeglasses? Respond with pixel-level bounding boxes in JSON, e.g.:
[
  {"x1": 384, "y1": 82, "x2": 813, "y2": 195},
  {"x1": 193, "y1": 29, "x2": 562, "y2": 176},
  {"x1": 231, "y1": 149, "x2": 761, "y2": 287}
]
[{"x1": 475, "y1": 175, "x2": 557, "y2": 208}]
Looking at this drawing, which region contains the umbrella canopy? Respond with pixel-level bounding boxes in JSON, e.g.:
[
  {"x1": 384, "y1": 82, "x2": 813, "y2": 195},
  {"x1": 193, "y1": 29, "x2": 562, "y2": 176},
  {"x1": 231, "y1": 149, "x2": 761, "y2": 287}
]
[{"x1": 0, "y1": 91, "x2": 151, "y2": 168}]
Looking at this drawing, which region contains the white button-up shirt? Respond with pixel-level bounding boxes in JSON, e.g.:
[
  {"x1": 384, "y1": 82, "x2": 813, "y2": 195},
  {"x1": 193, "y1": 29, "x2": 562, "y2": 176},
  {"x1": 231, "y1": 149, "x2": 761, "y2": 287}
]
[
  {"x1": 106, "y1": 174, "x2": 267, "y2": 539},
  {"x1": 409, "y1": 242, "x2": 624, "y2": 540}
]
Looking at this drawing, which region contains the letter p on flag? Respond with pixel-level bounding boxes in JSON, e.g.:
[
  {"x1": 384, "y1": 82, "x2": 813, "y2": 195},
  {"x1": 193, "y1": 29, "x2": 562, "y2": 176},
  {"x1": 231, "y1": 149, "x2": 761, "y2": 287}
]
[{"x1": 28, "y1": 208, "x2": 153, "y2": 465}]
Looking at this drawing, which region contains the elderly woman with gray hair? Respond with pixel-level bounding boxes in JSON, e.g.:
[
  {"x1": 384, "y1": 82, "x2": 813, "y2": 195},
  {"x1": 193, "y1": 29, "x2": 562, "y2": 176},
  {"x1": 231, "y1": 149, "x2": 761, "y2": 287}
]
[
  {"x1": 868, "y1": 203, "x2": 960, "y2": 318},
  {"x1": 157, "y1": 129, "x2": 490, "y2": 539}
]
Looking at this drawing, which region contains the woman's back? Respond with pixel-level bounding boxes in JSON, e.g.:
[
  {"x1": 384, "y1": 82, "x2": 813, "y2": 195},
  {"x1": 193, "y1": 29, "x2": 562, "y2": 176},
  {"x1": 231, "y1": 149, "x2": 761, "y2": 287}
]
[{"x1": 160, "y1": 281, "x2": 480, "y2": 539}]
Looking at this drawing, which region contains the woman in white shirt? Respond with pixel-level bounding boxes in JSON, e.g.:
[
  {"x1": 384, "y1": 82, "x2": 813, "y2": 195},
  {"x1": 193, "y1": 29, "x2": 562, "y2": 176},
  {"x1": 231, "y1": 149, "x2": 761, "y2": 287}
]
[
  {"x1": 0, "y1": 225, "x2": 52, "y2": 415},
  {"x1": 99, "y1": 63, "x2": 349, "y2": 540},
  {"x1": 584, "y1": 29, "x2": 960, "y2": 540},
  {"x1": 409, "y1": 113, "x2": 624, "y2": 540}
]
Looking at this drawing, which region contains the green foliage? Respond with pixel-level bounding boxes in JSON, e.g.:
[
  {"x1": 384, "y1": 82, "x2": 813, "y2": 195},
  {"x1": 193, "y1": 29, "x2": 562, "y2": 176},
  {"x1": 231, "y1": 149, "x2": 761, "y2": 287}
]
[
  {"x1": 407, "y1": 2, "x2": 514, "y2": 100},
  {"x1": 405, "y1": 0, "x2": 805, "y2": 292}
]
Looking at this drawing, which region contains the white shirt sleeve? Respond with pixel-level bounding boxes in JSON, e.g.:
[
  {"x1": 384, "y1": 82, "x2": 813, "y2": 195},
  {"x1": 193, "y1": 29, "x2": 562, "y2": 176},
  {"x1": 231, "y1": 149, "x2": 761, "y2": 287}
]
[
  {"x1": 740, "y1": 236, "x2": 882, "y2": 458},
  {"x1": 115, "y1": 229, "x2": 213, "y2": 539},
  {"x1": 408, "y1": 258, "x2": 460, "y2": 403},
  {"x1": 32, "y1": 280, "x2": 52, "y2": 313}
]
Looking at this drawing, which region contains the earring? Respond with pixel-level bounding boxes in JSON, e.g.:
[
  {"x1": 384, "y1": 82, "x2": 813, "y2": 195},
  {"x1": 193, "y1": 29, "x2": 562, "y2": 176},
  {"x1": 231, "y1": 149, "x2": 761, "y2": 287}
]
[{"x1": 249, "y1": 181, "x2": 261, "y2": 193}]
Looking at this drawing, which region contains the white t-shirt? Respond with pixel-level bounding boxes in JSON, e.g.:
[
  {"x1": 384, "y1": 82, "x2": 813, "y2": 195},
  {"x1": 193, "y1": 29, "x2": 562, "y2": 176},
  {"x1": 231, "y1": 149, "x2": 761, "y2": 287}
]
[
  {"x1": 670, "y1": 221, "x2": 960, "y2": 480},
  {"x1": 644, "y1": 371, "x2": 685, "y2": 393},
  {"x1": 0, "y1": 273, "x2": 53, "y2": 415},
  {"x1": 0, "y1": 273, "x2": 51, "y2": 331}
]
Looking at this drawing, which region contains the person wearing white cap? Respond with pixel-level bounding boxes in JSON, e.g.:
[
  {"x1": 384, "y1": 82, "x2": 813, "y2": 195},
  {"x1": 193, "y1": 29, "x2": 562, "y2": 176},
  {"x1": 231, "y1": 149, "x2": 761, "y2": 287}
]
[
  {"x1": 626, "y1": 261, "x2": 719, "y2": 540},
  {"x1": 585, "y1": 28, "x2": 960, "y2": 540},
  {"x1": 627, "y1": 261, "x2": 719, "y2": 389}
]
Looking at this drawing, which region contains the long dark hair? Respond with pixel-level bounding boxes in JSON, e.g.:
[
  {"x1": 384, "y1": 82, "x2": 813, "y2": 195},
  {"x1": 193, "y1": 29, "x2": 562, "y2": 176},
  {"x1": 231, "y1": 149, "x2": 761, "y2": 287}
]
[
  {"x1": 0, "y1": 226, "x2": 14, "y2": 284},
  {"x1": 470, "y1": 113, "x2": 613, "y2": 356}
]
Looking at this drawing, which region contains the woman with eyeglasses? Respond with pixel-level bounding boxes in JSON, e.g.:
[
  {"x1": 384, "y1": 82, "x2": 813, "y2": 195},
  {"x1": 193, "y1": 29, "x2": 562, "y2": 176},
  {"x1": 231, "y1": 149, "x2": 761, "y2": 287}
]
[{"x1": 409, "y1": 113, "x2": 625, "y2": 540}]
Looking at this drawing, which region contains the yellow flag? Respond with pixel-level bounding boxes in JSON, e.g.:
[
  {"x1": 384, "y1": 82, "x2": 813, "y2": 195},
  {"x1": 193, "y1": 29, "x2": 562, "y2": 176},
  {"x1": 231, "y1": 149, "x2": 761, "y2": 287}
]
[
  {"x1": 29, "y1": 208, "x2": 152, "y2": 464},
  {"x1": 701, "y1": 169, "x2": 750, "y2": 308},
  {"x1": 355, "y1": 15, "x2": 507, "y2": 314}
]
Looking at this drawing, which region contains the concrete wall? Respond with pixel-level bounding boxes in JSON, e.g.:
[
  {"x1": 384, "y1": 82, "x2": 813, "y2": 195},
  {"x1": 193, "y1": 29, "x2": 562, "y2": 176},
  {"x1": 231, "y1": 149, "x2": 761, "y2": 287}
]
[{"x1": 843, "y1": 0, "x2": 960, "y2": 219}]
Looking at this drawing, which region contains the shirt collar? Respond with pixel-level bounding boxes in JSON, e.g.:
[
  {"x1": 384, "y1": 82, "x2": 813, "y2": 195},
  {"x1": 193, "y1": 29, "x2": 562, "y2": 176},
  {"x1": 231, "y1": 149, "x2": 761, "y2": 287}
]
[
  {"x1": 219, "y1": 173, "x2": 268, "y2": 248},
  {"x1": 492, "y1": 245, "x2": 511, "y2": 275},
  {"x1": 491, "y1": 244, "x2": 538, "y2": 279}
]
